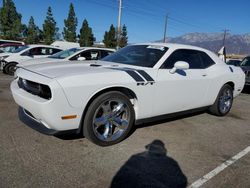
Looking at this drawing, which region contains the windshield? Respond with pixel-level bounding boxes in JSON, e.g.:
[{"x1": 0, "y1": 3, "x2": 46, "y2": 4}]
[
  {"x1": 13, "y1": 45, "x2": 29, "y2": 53},
  {"x1": 49, "y1": 48, "x2": 82, "y2": 59},
  {"x1": 226, "y1": 60, "x2": 241, "y2": 66},
  {"x1": 241, "y1": 57, "x2": 250, "y2": 66},
  {"x1": 102, "y1": 45, "x2": 168, "y2": 67}
]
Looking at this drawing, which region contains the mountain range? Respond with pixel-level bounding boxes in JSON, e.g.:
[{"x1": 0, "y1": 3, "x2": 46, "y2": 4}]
[{"x1": 161, "y1": 33, "x2": 250, "y2": 55}]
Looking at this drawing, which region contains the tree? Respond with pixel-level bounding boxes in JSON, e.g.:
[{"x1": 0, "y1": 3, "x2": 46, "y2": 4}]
[
  {"x1": 118, "y1": 24, "x2": 128, "y2": 48},
  {"x1": 79, "y1": 19, "x2": 95, "y2": 47},
  {"x1": 0, "y1": 0, "x2": 22, "y2": 40},
  {"x1": 63, "y1": 3, "x2": 77, "y2": 42},
  {"x1": 25, "y1": 16, "x2": 40, "y2": 44},
  {"x1": 43, "y1": 6, "x2": 58, "y2": 44},
  {"x1": 103, "y1": 24, "x2": 116, "y2": 48},
  {"x1": 20, "y1": 24, "x2": 28, "y2": 38}
]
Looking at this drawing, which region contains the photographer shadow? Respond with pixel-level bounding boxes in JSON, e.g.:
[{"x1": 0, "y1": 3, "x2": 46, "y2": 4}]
[{"x1": 110, "y1": 140, "x2": 187, "y2": 188}]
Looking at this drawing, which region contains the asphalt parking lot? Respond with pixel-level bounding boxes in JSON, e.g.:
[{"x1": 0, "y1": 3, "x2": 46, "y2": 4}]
[{"x1": 0, "y1": 72, "x2": 250, "y2": 188}]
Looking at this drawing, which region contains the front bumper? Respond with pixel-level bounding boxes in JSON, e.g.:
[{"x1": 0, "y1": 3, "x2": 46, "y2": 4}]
[
  {"x1": 19, "y1": 107, "x2": 63, "y2": 135},
  {"x1": 11, "y1": 78, "x2": 83, "y2": 132}
]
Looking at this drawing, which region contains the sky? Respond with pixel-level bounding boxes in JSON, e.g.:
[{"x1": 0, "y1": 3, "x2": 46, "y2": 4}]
[{"x1": 1, "y1": 0, "x2": 250, "y2": 43}]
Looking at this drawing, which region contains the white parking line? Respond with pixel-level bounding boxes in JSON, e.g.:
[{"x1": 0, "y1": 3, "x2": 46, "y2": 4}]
[{"x1": 189, "y1": 146, "x2": 250, "y2": 188}]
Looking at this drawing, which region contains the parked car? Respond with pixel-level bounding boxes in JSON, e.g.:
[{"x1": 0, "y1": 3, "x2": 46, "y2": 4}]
[
  {"x1": 19, "y1": 47, "x2": 115, "y2": 67},
  {"x1": 0, "y1": 39, "x2": 24, "y2": 45},
  {"x1": 0, "y1": 45, "x2": 62, "y2": 75},
  {"x1": 0, "y1": 43, "x2": 24, "y2": 53},
  {"x1": 240, "y1": 56, "x2": 250, "y2": 86},
  {"x1": 226, "y1": 59, "x2": 242, "y2": 66},
  {"x1": 11, "y1": 43, "x2": 245, "y2": 146}
]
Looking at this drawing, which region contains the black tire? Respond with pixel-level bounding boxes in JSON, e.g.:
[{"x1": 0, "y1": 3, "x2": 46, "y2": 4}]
[
  {"x1": 5, "y1": 62, "x2": 17, "y2": 75},
  {"x1": 83, "y1": 91, "x2": 135, "y2": 146},
  {"x1": 2, "y1": 64, "x2": 8, "y2": 74},
  {"x1": 208, "y1": 84, "x2": 233, "y2": 116}
]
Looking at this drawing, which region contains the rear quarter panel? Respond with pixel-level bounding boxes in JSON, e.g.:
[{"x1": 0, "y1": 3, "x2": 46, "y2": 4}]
[{"x1": 205, "y1": 63, "x2": 245, "y2": 106}]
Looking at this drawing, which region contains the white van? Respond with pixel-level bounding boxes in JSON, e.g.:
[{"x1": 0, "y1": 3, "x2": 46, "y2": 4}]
[{"x1": 51, "y1": 41, "x2": 80, "y2": 50}]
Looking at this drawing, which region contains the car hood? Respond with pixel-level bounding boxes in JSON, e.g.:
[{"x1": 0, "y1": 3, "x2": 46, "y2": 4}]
[
  {"x1": 19, "y1": 57, "x2": 64, "y2": 66},
  {"x1": 19, "y1": 60, "x2": 139, "y2": 79},
  {"x1": 0, "y1": 52, "x2": 12, "y2": 57}
]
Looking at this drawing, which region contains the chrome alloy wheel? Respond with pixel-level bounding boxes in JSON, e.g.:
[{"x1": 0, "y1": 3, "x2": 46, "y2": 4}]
[
  {"x1": 92, "y1": 99, "x2": 130, "y2": 142},
  {"x1": 219, "y1": 88, "x2": 233, "y2": 114}
]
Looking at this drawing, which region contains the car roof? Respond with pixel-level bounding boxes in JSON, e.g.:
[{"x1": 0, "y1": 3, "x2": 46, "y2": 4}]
[
  {"x1": 27, "y1": 44, "x2": 62, "y2": 49},
  {"x1": 75, "y1": 47, "x2": 116, "y2": 51},
  {"x1": 0, "y1": 43, "x2": 23, "y2": 47},
  {"x1": 0, "y1": 39, "x2": 25, "y2": 45},
  {"x1": 133, "y1": 42, "x2": 210, "y2": 52}
]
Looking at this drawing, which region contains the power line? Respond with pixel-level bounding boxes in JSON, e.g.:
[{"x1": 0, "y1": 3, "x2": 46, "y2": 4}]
[{"x1": 85, "y1": 0, "x2": 226, "y2": 41}]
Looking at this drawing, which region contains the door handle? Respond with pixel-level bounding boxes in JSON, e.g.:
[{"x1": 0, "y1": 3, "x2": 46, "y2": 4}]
[{"x1": 202, "y1": 74, "x2": 207, "y2": 77}]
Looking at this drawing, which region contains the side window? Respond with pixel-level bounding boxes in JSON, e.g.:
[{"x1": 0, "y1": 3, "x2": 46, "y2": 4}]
[
  {"x1": 28, "y1": 47, "x2": 61, "y2": 56},
  {"x1": 21, "y1": 47, "x2": 41, "y2": 56},
  {"x1": 52, "y1": 48, "x2": 61, "y2": 54},
  {"x1": 200, "y1": 52, "x2": 215, "y2": 68},
  {"x1": 89, "y1": 50, "x2": 99, "y2": 60},
  {"x1": 161, "y1": 49, "x2": 203, "y2": 69},
  {"x1": 100, "y1": 50, "x2": 113, "y2": 59},
  {"x1": 41, "y1": 48, "x2": 47, "y2": 55},
  {"x1": 71, "y1": 50, "x2": 100, "y2": 60},
  {"x1": 29, "y1": 47, "x2": 44, "y2": 55},
  {"x1": 44, "y1": 48, "x2": 60, "y2": 55},
  {"x1": 21, "y1": 50, "x2": 30, "y2": 56}
]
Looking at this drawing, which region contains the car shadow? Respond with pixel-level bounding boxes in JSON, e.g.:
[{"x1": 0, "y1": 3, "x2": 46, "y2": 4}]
[
  {"x1": 110, "y1": 139, "x2": 187, "y2": 188},
  {"x1": 129, "y1": 110, "x2": 205, "y2": 136},
  {"x1": 55, "y1": 133, "x2": 84, "y2": 140},
  {"x1": 56, "y1": 110, "x2": 205, "y2": 141}
]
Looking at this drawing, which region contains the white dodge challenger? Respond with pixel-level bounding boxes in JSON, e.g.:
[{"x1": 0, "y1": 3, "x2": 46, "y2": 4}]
[{"x1": 11, "y1": 43, "x2": 245, "y2": 146}]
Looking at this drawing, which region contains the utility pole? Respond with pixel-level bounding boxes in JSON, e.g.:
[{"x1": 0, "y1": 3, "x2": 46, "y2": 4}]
[
  {"x1": 163, "y1": 14, "x2": 169, "y2": 43},
  {"x1": 222, "y1": 29, "x2": 230, "y2": 46},
  {"x1": 117, "y1": 0, "x2": 122, "y2": 49}
]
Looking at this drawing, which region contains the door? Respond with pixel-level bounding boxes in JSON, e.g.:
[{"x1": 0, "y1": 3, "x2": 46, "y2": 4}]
[{"x1": 153, "y1": 49, "x2": 212, "y2": 116}]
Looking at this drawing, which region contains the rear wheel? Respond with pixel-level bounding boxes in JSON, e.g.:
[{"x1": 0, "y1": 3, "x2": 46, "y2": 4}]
[
  {"x1": 83, "y1": 91, "x2": 135, "y2": 146},
  {"x1": 209, "y1": 84, "x2": 233, "y2": 116}
]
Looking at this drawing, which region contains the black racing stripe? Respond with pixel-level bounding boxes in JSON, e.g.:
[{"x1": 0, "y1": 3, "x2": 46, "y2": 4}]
[
  {"x1": 124, "y1": 70, "x2": 145, "y2": 82},
  {"x1": 136, "y1": 70, "x2": 155, "y2": 82}
]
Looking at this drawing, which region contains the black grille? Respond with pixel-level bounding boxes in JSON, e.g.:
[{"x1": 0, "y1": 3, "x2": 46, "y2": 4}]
[{"x1": 18, "y1": 78, "x2": 52, "y2": 100}]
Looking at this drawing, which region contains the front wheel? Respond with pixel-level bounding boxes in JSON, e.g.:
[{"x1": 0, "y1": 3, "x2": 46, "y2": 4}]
[
  {"x1": 5, "y1": 62, "x2": 17, "y2": 75},
  {"x1": 208, "y1": 84, "x2": 233, "y2": 116},
  {"x1": 83, "y1": 91, "x2": 135, "y2": 146}
]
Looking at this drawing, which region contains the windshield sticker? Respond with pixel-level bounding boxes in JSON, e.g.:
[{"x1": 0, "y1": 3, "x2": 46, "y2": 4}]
[{"x1": 147, "y1": 45, "x2": 165, "y2": 51}]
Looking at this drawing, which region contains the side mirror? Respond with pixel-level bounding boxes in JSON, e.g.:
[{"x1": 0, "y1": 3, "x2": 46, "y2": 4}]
[
  {"x1": 77, "y1": 57, "x2": 86, "y2": 61},
  {"x1": 170, "y1": 61, "x2": 189, "y2": 74}
]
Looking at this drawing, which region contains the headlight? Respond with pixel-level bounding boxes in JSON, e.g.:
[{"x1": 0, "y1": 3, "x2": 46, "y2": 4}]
[
  {"x1": 0, "y1": 55, "x2": 9, "y2": 61},
  {"x1": 18, "y1": 78, "x2": 52, "y2": 100}
]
